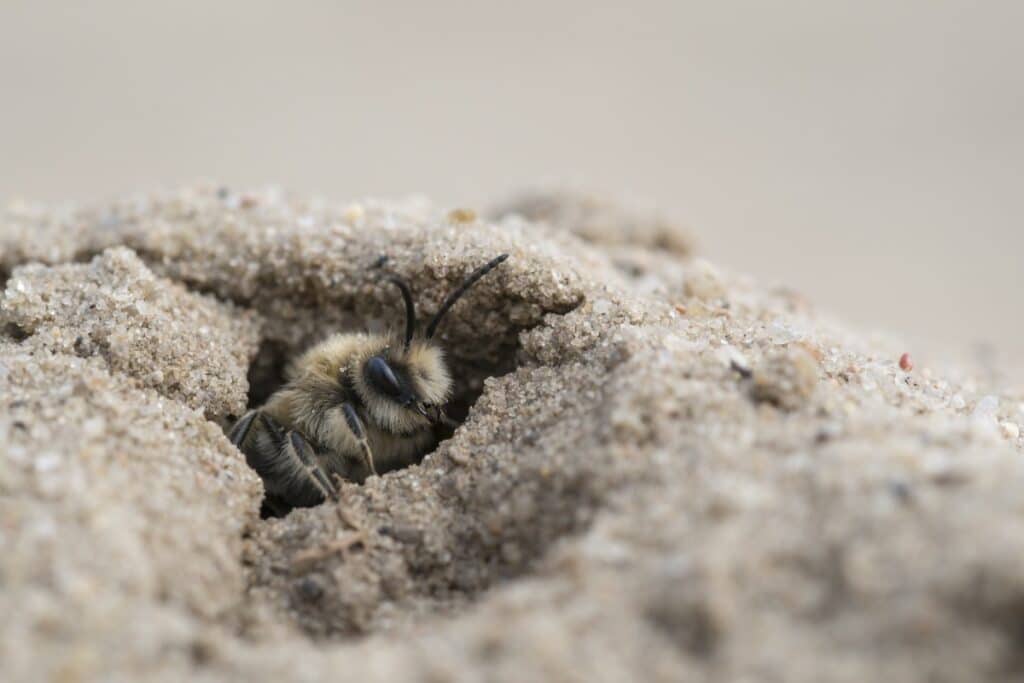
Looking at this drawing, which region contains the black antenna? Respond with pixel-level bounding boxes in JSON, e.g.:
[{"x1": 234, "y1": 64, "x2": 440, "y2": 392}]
[
  {"x1": 425, "y1": 254, "x2": 509, "y2": 339},
  {"x1": 386, "y1": 277, "x2": 417, "y2": 351}
]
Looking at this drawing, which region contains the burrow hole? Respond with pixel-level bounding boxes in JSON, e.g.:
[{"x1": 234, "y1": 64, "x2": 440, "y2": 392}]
[{"x1": 241, "y1": 335, "x2": 520, "y2": 516}]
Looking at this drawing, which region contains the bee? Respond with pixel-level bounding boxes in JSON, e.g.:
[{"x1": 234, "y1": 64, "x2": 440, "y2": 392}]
[{"x1": 229, "y1": 254, "x2": 508, "y2": 517}]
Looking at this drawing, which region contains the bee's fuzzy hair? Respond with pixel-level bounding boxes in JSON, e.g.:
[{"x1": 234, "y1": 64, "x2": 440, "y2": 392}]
[
  {"x1": 287, "y1": 331, "x2": 452, "y2": 436},
  {"x1": 398, "y1": 342, "x2": 452, "y2": 405}
]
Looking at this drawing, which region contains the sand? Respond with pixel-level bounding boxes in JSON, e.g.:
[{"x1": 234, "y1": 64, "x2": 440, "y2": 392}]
[{"x1": 2, "y1": 185, "x2": 1023, "y2": 682}]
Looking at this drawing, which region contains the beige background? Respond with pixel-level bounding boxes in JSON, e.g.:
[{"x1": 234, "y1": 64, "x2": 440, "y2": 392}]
[{"x1": 2, "y1": 1, "x2": 1021, "y2": 356}]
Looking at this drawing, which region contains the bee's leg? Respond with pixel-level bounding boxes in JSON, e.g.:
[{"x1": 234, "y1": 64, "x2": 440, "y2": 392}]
[
  {"x1": 287, "y1": 431, "x2": 339, "y2": 502},
  {"x1": 261, "y1": 494, "x2": 293, "y2": 519},
  {"x1": 228, "y1": 410, "x2": 259, "y2": 448},
  {"x1": 431, "y1": 405, "x2": 459, "y2": 429},
  {"x1": 246, "y1": 413, "x2": 333, "y2": 509},
  {"x1": 341, "y1": 403, "x2": 378, "y2": 476},
  {"x1": 256, "y1": 411, "x2": 285, "y2": 445}
]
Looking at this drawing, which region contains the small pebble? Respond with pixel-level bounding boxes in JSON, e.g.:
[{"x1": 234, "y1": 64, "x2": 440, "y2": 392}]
[
  {"x1": 899, "y1": 353, "x2": 913, "y2": 371},
  {"x1": 683, "y1": 259, "x2": 726, "y2": 301},
  {"x1": 750, "y1": 347, "x2": 819, "y2": 410},
  {"x1": 999, "y1": 421, "x2": 1020, "y2": 440},
  {"x1": 716, "y1": 345, "x2": 751, "y2": 378},
  {"x1": 447, "y1": 208, "x2": 477, "y2": 223},
  {"x1": 343, "y1": 203, "x2": 365, "y2": 223}
]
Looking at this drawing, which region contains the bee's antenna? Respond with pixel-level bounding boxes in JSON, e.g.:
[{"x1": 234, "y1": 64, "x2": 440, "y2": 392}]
[
  {"x1": 386, "y1": 277, "x2": 417, "y2": 351},
  {"x1": 371, "y1": 256, "x2": 417, "y2": 351},
  {"x1": 425, "y1": 254, "x2": 509, "y2": 339}
]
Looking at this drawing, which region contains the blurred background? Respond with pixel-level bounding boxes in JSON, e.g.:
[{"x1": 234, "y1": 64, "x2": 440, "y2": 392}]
[{"x1": 2, "y1": 1, "x2": 1021, "y2": 355}]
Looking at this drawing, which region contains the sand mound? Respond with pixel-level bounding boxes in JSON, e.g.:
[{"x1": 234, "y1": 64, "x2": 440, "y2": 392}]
[{"x1": 2, "y1": 185, "x2": 1023, "y2": 682}]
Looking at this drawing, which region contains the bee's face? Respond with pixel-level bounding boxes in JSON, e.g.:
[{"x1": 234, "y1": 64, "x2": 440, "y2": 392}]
[{"x1": 356, "y1": 341, "x2": 452, "y2": 423}]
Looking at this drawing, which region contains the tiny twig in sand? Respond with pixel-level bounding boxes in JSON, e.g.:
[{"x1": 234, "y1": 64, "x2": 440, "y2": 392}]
[{"x1": 291, "y1": 531, "x2": 367, "y2": 573}]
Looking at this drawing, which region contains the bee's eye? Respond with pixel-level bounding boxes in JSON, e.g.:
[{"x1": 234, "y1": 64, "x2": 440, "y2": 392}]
[{"x1": 366, "y1": 356, "x2": 403, "y2": 399}]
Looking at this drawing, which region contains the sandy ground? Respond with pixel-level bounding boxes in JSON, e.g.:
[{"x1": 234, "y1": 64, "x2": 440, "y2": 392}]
[{"x1": 2, "y1": 185, "x2": 1024, "y2": 682}]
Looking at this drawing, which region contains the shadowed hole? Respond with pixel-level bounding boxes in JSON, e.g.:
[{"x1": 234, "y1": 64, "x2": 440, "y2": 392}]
[{"x1": 3, "y1": 322, "x2": 31, "y2": 342}]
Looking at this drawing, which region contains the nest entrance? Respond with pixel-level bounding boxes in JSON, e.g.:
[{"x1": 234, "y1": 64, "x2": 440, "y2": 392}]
[{"x1": 240, "y1": 334, "x2": 520, "y2": 516}]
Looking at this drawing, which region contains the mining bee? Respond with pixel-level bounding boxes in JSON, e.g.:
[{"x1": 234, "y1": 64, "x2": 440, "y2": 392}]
[{"x1": 229, "y1": 254, "x2": 508, "y2": 517}]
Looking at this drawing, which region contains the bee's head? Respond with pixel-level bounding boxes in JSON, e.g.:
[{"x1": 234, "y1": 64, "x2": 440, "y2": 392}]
[
  {"x1": 356, "y1": 253, "x2": 508, "y2": 430},
  {"x1": 360, "y1": 342, "x2": 451, "y2": 422}
]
